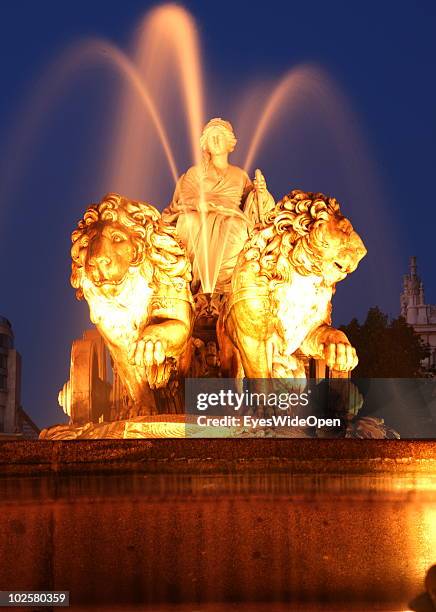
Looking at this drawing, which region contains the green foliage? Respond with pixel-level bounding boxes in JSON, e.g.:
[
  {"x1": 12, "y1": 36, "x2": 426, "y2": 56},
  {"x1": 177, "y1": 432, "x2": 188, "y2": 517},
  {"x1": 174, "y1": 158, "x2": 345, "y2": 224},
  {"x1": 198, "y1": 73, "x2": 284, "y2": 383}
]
[{"x1": 340, "y1": 306, "x2": 429, "y2": 377}]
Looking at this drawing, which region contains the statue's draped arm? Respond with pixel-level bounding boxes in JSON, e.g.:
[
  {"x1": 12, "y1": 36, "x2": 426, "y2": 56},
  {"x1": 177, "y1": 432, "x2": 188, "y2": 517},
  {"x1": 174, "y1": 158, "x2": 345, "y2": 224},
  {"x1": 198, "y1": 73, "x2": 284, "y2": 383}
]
[
  {"x1": 242, "y1": 171, "x2": 275, "y2": 225},
  {"x1": 241, "y1": 172, "x2": 254, "y2": 206}
]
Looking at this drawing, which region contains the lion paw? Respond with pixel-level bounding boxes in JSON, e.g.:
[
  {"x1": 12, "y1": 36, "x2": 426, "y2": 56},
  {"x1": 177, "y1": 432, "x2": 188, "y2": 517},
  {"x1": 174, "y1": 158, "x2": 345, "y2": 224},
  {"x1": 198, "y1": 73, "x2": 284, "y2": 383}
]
[
  {"x1": 129, "y1": 338, "x2": 166, "y2": 367},
  {"x1": 321, "y1": 332, "x2": 358, "y2": 372}
]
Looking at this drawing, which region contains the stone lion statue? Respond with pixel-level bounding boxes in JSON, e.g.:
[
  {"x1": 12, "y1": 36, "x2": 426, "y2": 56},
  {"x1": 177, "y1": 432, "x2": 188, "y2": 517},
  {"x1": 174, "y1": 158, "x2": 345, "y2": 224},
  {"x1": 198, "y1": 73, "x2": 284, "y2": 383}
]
[
  {"x1": 218, "y1": 189, "x2": 367, "y2": 379},
  {"x1": 71, "y1": 193, "x2": 194, "y2": 406}
]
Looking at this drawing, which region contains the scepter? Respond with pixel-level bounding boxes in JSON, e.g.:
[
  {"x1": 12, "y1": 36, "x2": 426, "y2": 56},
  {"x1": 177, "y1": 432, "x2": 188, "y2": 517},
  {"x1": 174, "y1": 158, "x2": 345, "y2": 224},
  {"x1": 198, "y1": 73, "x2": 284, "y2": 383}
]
[{"x1": 253, "y1": 168, "x2": 268, "y2": 225}]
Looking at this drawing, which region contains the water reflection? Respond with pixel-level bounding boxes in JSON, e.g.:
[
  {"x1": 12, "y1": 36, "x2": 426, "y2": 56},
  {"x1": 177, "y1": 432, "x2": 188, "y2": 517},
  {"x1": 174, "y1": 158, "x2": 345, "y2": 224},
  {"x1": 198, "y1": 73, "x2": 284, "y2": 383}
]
[{"x1": 0, "y1": 472, "x2": 434, "y2": 610}]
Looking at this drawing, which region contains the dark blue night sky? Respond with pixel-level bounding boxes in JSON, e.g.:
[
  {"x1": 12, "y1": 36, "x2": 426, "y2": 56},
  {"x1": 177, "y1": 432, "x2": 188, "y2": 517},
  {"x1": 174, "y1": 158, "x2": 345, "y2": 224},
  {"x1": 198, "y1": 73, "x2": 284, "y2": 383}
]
[{"x1": 0, "y1": 0, "x2": 435, "y2": 427}]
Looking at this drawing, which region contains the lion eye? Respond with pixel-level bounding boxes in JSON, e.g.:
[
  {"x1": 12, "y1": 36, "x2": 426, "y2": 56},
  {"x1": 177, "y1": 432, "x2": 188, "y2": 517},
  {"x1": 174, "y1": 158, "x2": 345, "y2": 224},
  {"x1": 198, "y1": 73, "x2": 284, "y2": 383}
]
[
  {"x1": 112, "y1": 234, "x2": 124, "y2": 243},
  {"x1": 339, "y1": 222, "x2": 350, "y2": 234}
]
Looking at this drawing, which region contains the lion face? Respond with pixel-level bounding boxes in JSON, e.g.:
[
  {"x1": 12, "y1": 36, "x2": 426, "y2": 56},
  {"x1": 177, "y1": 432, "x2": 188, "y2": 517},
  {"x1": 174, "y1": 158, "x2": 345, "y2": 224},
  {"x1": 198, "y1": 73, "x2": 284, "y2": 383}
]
[
  {"x1": 82, "y1": 220, "x2": 137, "y2": 296},
  {"x1": 311, "y1": 215, "x2": 367, "y2": 286},
  {"x1": 71, "y1": 193, "x2": 193, "y2": 304},
  {"x1": 242, "y1": 190, "x2": 367, "y2": 290}
]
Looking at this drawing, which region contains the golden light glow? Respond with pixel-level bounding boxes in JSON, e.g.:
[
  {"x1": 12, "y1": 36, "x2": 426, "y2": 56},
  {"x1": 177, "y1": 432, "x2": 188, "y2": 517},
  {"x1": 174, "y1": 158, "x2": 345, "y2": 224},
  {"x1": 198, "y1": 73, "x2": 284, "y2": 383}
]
[
  {"x1": 109, "y1": 6, "x2": 205, "y2": 192},
  {"x1": 138, "y1": 5, "x2": 205, "y2": 166},
  {"x1": 420, "y1": 506, "x2": 436, "y2": 580},
  {"x1": 69, "y1": 194, "x2": 194, "y2": 404},
  {"x1": 142, "y1": 5, "x2": 210, "y2": 293},
  {"x1": 392, "y1": 475, "x2": 436, "y2": 493},
  {"x1": 223, "y1": 191, "x2": 366, "y2": 378},
  {"x1": 91, "y1": 40, "x2": 179, "y2": 183}
]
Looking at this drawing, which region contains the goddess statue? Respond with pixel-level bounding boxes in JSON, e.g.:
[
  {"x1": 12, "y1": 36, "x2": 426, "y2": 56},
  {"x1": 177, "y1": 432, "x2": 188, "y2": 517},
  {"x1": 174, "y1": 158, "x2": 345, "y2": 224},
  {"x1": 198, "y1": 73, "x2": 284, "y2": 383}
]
[{"x1": 161, "y1": 118, "x2": 275, "y2": 292}]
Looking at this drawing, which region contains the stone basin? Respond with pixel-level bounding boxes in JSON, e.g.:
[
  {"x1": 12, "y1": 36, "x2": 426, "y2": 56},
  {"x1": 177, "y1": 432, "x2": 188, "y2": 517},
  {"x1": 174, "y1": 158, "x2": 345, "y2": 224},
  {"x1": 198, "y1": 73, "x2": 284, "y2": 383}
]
[{"x1": 0, "y1": 439, "x2": 435, "y2": 610}]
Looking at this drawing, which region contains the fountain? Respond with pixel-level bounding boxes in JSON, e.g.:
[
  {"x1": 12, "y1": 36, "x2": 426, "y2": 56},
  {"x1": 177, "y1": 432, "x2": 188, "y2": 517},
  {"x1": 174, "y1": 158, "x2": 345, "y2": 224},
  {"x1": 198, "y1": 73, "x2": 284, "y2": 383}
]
[
  {"x1": 1, "y1": 8, "x2": 435, "y2": 611},
  {"x1": 42, "y1": 115, "x2": 376, "y2": 439},
  {"x1": 1, "y1": 4, "x2": 397, "y2": 440}
]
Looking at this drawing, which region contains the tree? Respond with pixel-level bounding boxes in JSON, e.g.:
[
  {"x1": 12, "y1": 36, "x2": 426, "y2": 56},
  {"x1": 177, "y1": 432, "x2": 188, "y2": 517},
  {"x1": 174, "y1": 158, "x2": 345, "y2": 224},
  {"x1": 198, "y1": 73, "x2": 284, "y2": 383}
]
[{"x1": 340, "y1": 306, "x2": 429, "y2": 377}]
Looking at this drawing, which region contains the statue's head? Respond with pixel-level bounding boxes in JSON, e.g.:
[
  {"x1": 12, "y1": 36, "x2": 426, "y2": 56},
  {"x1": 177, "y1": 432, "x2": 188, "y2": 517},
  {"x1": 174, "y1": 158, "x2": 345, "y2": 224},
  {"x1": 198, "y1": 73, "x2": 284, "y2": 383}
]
[
  {"x1": 249, "y1": 190, "x2": 367, "y2": 287},
  {"x1": 425, "y1": 565, "x2": 436, "y2": 605},
  {"x1": 200, "y1": 117, "x2": 237, "y2": 157},
  {"x1": 71, "y1": 193, "x2": 192, "y2": 300}
]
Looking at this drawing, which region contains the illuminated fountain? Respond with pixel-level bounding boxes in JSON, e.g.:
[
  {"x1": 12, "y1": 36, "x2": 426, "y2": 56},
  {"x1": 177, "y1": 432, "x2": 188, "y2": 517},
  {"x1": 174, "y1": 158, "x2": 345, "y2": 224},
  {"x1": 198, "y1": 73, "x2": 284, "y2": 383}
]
[{"x1": 18, "y1": 4, "x2": 399, "y2": 439}]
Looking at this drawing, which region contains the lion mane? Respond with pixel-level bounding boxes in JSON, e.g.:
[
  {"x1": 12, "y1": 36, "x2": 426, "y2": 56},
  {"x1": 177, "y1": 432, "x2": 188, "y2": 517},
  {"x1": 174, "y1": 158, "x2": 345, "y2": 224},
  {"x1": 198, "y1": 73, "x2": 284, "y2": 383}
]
[
  {"x1": 71, "y1": 193, "x2": 192, "y2": 299},
  {"x1": 241, "y1": 189, "x2": 343, "y2": 285}
]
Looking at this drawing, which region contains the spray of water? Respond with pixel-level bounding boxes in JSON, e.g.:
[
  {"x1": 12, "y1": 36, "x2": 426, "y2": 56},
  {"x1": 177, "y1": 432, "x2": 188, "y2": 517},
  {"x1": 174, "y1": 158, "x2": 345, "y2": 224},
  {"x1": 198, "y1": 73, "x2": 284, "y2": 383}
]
[
  {"x1": 1, "y1": 5, "x2": 396, "y2": 298},
  {"x1": 108, "y1": 4, "x2": 212, "y2": 291},
  {"x1": 235, "y1": 64, "x2": 399, "y2": 312},
  {"x1": 0, "y1": 39, "x2": 182, "y2": 218}
]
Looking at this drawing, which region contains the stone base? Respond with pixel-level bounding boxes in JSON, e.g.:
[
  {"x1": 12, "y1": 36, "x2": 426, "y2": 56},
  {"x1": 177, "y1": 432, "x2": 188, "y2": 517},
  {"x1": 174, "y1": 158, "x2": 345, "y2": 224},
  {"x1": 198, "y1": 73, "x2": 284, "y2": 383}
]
[
  {"x1": 39, "y1": 413, "x2": 398, "y2": 440},
  {"x1": 39, "y1": 415, "x2": 187, "y2": 439},
  {"x1": 39, "y1": 415, "x2": 312, "y2": 440}
]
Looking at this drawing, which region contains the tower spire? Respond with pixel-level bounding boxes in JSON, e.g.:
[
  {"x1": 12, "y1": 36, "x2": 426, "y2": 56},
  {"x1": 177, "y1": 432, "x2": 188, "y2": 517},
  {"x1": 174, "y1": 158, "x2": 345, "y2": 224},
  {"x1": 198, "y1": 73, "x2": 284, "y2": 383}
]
[{"x1": 410, "y1": 255, "x2": 417, "y2": 277}]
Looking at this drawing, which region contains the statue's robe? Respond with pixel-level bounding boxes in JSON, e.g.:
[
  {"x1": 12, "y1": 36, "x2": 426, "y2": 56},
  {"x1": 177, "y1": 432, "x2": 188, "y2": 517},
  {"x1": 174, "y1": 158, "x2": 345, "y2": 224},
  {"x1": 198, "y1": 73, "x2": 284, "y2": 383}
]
[{"x1": 162, "y1": 163, "x2": 267, "y2": 292}]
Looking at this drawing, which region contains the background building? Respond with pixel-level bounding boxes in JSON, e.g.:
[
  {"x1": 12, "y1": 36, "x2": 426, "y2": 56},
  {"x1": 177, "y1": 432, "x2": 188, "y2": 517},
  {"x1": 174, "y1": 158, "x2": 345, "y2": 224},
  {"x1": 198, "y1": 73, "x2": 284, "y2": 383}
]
[
  {"x1": 0, "y1": 316, "x2": 39, "y2": 438},
  {"x1": 401, "y1": 257, "x2": 436, "y2": 372}
]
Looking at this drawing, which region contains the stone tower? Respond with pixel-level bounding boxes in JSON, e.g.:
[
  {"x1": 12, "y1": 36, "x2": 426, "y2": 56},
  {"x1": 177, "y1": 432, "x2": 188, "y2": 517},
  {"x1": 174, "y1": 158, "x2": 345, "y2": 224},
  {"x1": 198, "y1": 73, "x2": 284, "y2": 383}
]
[
  {"x1": 0, "y1": 316, "x2": 39, "y2": 437},
  {"x1": 0, "y1": 316, "x2": 21, "y2": 433},
  {"x1": 400, "y1": 257, "x2": 436, "y2": 370}
]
